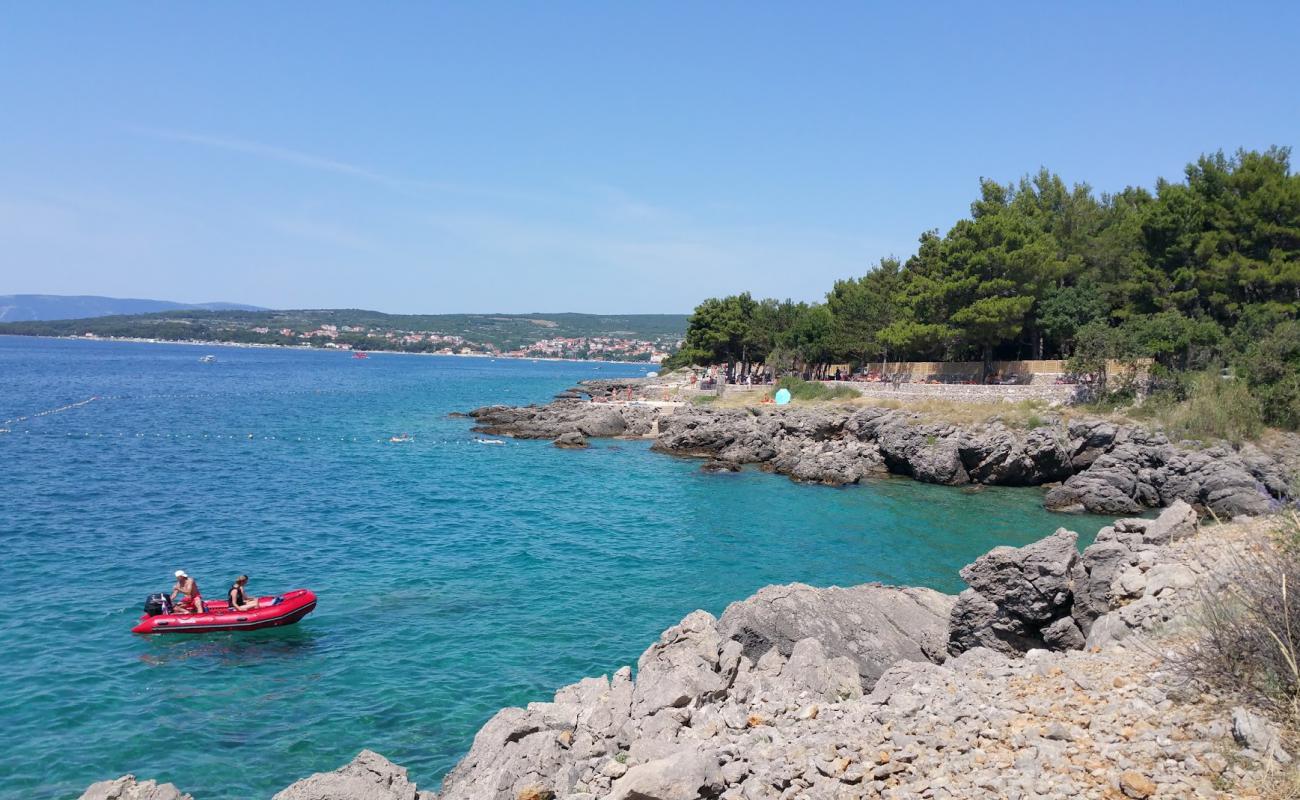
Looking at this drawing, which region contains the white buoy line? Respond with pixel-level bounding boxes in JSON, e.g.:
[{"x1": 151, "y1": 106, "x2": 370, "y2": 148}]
[
  {"x1": 0, "y1": 396, "x2": 101, "y2": 428},
  {"x1": 3, "y1": 429, "x2": 512, "y2": 447}
]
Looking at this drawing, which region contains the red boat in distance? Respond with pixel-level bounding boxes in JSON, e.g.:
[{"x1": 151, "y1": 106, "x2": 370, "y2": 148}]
[
  {"x1": 353, "y1": 351, "x2": 369, "y2": 359},
  {"x1": 132, "y1": 589, "x2": 318, "y2": 634}
]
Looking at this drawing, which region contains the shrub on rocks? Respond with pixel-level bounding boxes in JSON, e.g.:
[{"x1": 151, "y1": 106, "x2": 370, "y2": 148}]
[{"x1": 1174, "y1": 513, "x2": 1300, "y2": 718}]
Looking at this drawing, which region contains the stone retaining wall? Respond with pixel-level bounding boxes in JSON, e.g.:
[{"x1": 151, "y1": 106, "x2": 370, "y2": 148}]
[
  {"x1": 672, "y1": 381, "x2": 1088, "y2": 405},
  {"x1": 836, "y1": 381, "x2": 1087, "y2": 405}
]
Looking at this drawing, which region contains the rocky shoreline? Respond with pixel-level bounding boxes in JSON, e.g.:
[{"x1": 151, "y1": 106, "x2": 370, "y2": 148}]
[
  {"x1": 82, "y1": 391, "x2": 1300, "y2": 800},
  {"x1": 85, "y1": 501, "x2": 1297, "y2": 799},
  {"x1": 465, "y1": 392, "x2": 1298, "y2": 519}
]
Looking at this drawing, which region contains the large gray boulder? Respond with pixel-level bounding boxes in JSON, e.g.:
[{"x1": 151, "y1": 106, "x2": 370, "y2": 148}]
[
  {"x1": 948, "y1": 529, "x2": 1084, "y2": 656},
  {"x1": 1156, "y1": 447, "x2": 1272, "y2": 517},
  {"x1": 959, "y1": 424, "x2": 1074, "y2": 485},
  {"x1": 1047, "y1": 433, "x2": 1274, "y2": 518},
  {"x1": 436, "y1": 698, "x2": 586, "y2": 799},
  {"x1": 948, "y1": 589, "x2": 1043, "y2": 655},
  {"x1": 769, "y1": 637, "x2": 863, "y2": 700},
  {"x1": 958, "y1": 528, "x2": 1082, "y2": 622},
  {"x1": 717, "y1": 582, "x2": 954, "y2": 688},
  {"x1": 553, "y1": 431, "x2": 589, "y2": 449},
  {"x1": 437, "y1": 611, "x2": 742, "y2": 800},
  {"x1": 1070, "y1": 536, "x2": 1138, "y2": 632},
  {"x1": 1044, "y1": 452, "x2": 1147, "y2": 515},
  {"x1": 1232, "y1": 706, "x2": 1293, "y2": 764},
  {"x1": 1132, "y1": 499, "x2": 1198, "y2": 545},
  {"x1": 633, "y1": 610, "x2": 737, "y2": 716},
  {"x1": 272, "y1": 750, "x2": 421, "y2": 800},
  {"x1": 1073, "y1": 501, "x2": 1199, "y2": 635},
  {"x1": 79, "y1": 777, "x2": 192, "y2": 800},
  {"x1": 1067, "y1": 419, "x2": 1120, "y2": 468},
  {"x1": 607, "y1": 749, "x2": 724, "y2": 800},
  {"x1": 573, "y1": 407, "x2": 628, "y2": 437},
  {"x1": 873, "y1": 421, "x2": 970, "y2": 485}
]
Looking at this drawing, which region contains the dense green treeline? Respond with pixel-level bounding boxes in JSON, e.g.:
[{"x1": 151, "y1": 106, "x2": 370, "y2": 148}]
[{"x1": 665, "y1": 148, "x2": 1300, "y2": 427}]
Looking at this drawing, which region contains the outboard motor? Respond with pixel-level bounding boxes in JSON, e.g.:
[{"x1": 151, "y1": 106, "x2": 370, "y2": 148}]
[{"x1": 143, "y1": 593, "x2": 173, "y2": 617}]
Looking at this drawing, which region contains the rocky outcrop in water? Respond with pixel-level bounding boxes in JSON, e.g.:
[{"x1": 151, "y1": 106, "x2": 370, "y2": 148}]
[
  {"x1": 467, "y1": 397, "x2": 1295, "y2": 517},
  {"x1": 79, "y1": 777, "x2": 192, "y2": 800},
  {"x1": 653, "y1": 405, "x2": 1291, "y2": 517},
  {"x1": 553, "y1": 431, "x2": 589, "y2": 449},
  {"x1": 467, "y1": 401, "x2": 663, "y2": 441},
  {"x1": 271, "y1": 750, "x2": 426, "y2": 800}
]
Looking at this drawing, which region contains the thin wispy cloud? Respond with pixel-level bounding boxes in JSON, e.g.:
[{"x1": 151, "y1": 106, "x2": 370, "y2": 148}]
[
  {"x1": 423, "y1": 210, "x2": 889, "y2": 302},
  {"x1": 579, "y1": 182, "x2": 678, "y2": 225},
  {"x1": 264, "y1": 216, "x2": 377, "y2": 252},
  {"x1": 128, "y1": 126, "x2": 552, "y2": 205},
  {"x1": 131, "y1": 127, "x2": 402, "y2": 186}
]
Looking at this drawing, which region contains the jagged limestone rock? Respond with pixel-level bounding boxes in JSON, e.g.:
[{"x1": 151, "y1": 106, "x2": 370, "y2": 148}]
[
  {"x1": 272, "y1": 750, "x2": 421, "y2": 800},
  {"x1": 79, "y1": 777, "x2": 192, "y2": 800}
]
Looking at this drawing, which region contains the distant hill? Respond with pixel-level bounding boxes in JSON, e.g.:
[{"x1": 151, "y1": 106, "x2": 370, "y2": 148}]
[
  {"x1": 0, "y1": 294, "x2": 264, "y2": 322},
  {"x1": 0, "y1": 308, "x2": 688, "y2": 360}
]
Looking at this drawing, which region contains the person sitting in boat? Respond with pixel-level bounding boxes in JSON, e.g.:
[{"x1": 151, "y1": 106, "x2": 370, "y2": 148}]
[
  {"x1": 228, "y1": 574, "x2": 258, "y2": 611},
  {"x1": 170, "y1": 570, "x2": 205, "y2": 614}
]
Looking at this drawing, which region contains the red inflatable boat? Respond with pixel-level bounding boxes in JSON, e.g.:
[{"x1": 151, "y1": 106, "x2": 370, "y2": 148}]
[{"x1": 132, "y1": 589, "x2": 318, "y2": 634}]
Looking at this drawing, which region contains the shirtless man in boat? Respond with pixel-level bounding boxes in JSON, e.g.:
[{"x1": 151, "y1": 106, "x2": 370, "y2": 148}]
[{"x1": 170, "y1": 570, "x2": 205, "y2": 614}]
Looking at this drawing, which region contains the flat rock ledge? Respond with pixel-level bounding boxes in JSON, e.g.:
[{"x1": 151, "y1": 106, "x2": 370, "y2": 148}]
[
  {"x1": 466, "y1": 400, "x2": 1296, "y2": 518},
  {"x1": 87, "y1": 504, "x2": 1297, "y2": 799}
]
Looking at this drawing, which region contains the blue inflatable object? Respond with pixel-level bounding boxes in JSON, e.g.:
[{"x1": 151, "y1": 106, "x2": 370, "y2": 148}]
[{"x1": 774, "y1": 388, "x2": 792, "y2": 405}]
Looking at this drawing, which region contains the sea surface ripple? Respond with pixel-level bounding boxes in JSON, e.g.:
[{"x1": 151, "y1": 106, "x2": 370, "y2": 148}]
[{"x1": 0, "y1": 337, "x2": 1112, "y2": 799}]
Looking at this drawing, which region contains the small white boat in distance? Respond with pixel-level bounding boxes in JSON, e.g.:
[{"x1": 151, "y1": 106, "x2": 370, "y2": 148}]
[
  {"x1": 390, "y1": 434, "x2": 413, "y2": 443},
  {"x1": 476, "y1": 438, "x2": 506, "y2": 445},
  {"x1": 200, "y1": 355, "x2": 216, "y2": 363}
]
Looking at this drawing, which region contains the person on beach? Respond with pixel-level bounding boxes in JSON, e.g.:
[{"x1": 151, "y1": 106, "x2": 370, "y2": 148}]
[
  {"x1": 170, "y1": 570, "x2": 204, "y2": 614},
  {"x1": 228, "y1": 574, "x2": 258, "y2": 611}
]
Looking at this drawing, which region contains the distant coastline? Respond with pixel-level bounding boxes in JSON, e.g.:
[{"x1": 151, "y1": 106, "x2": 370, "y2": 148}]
[
  {"x1": 0, "y1": 308, "x2": 683, "y2": 363},
  {"x1": 0, "y1": 333, "x2": 659, "y2": 367}
]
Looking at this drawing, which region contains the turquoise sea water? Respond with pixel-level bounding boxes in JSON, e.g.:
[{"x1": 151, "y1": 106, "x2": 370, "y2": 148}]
[{"x1": 0, "y1": 337, "x2": 1113, "y2": 800}]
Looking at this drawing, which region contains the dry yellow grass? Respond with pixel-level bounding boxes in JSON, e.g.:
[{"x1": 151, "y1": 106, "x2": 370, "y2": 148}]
[{"x1": 692, "y1": 391, "x2": 1083, "y2": 428}]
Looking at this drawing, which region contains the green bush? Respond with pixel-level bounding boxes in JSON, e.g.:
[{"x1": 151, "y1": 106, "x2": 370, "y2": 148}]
[
  {"x1": 1138, "y1": 370, "x2": 1264, "y2": 446},
  {"x1": 1175, "y1": 515, "x2": 1300, "y2": 716},
  {"x1": 774, "y1": 376, "x2": 859, "y2": 402},
  {"x1": 1236, "y1": 320, "x2": 1300, "y2": 431}
]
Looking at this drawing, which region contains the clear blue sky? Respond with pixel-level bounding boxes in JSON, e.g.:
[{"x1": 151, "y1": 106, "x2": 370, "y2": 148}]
[{"x1": 2, "y1": 3, "x2": 1297, "y2": 314}]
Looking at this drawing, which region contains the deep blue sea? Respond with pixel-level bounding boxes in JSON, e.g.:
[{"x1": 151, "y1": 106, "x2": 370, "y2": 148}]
[{"x1": 0, "y1": 336, "x2": 1113, "y2": 799}]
